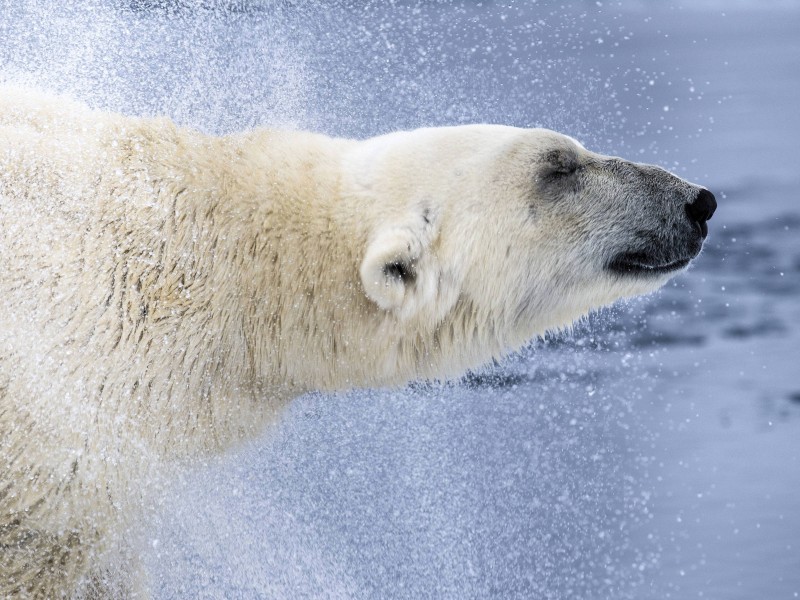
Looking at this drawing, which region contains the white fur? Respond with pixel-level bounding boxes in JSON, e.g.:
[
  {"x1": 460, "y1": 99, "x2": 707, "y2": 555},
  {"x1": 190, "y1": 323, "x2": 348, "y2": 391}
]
[{"x1": 0, "y1": 87, "x2": 704, "y2": 598}]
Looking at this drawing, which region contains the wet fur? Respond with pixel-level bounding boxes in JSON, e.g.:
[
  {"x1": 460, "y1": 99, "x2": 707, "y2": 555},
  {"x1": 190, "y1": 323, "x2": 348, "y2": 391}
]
[{"x1": 0, "y1": 86, "x2": 706, "y2": 597}]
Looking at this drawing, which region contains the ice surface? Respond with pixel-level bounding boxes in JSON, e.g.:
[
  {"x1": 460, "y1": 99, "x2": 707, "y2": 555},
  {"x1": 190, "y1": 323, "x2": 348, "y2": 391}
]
[{"x1": 1, "y1": 1, "x2": 798, "y2": 598}]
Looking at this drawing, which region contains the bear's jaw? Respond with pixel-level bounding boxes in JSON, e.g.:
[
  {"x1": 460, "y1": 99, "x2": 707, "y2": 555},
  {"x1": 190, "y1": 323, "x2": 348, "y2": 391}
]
[{"x1": 606, "y1": 251, "x2": 693, "y2": 277}]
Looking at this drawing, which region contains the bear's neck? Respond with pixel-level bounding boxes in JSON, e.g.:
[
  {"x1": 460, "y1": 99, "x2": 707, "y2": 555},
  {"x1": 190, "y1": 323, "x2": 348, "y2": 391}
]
[
  {"x1": 127, "y1": 128, "x2": 510, "y2": 459},
  {"x1": 120, "y1": 128, "x2": 384, "y2": 457}
]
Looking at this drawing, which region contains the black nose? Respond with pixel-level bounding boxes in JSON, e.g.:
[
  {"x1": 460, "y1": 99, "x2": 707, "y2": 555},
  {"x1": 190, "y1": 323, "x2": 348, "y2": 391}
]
[{"x1": 685, "y1": 188, "x2": 717, "y2": 237}]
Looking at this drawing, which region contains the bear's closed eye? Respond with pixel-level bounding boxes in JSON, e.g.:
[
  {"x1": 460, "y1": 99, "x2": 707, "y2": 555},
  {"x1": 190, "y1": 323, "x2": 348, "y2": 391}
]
[{"x1": 544, "y1": 149, "x2": 579, "y2": 175}]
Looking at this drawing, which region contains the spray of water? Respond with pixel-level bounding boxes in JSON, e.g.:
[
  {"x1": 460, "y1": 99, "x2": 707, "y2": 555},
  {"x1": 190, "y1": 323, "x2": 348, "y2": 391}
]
[{"x1": 0, "y1": 1, "x2": 721, "y2": 597}]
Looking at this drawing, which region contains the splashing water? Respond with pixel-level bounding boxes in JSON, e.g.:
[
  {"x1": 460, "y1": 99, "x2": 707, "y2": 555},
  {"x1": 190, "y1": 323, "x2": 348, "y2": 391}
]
[{"x1": 2, "y1": 1, "x2": 799, "y2": 599}]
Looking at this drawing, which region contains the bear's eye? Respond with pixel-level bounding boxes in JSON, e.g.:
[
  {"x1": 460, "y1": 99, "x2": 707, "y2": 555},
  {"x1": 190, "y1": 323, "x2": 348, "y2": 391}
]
[
  {"x1": 543, "y1": 149, "x2": 580, "y2": 180},
  {"x1": 549, "y1": 164, "x2": 578, "y2": 178}
]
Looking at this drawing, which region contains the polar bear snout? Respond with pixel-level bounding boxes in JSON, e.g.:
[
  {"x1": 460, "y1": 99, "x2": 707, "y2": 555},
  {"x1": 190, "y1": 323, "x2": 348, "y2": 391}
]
[
  {"x1": 684, "y1": 188, "x2": 717, "y2": 238},
  {"x1": 606, "y1": 178, "x2": 715, "y2": 279}
]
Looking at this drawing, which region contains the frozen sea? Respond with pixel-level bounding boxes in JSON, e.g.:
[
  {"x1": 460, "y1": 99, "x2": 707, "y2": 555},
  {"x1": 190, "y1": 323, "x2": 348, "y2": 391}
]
[{"x1": 1, "y1": 1, "x2": 798, "y2": 598}]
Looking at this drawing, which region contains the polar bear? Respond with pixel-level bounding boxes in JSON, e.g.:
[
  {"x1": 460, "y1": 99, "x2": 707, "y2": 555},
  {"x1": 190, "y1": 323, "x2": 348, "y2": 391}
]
[{"x1": 0, "y1": 86, "x2": 715, "y2": 598}]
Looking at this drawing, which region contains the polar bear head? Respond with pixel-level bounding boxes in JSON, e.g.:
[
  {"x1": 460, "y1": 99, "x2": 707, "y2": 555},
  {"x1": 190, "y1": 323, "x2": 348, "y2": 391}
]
[{"x1": 346, "y1": 125, "x2": 715, "y2": 379}]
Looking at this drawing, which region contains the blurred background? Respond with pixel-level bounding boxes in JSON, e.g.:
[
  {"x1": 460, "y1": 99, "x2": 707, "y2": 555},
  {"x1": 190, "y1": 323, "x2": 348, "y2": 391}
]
[{"x1": 1, "y1": 1, "x2": 798, "y2": 598}]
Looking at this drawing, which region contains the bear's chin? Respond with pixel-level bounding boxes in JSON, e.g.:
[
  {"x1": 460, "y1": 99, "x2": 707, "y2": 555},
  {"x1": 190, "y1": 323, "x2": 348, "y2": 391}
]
[{"x1": 607, "y1": 251, "x2": 693, "y2": 277}]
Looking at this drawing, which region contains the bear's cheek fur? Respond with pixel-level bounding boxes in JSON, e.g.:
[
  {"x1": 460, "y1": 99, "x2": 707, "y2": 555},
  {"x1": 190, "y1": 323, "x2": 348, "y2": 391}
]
[{"x1": 440, "y1": 190, "x2": 659, "y2": 337}]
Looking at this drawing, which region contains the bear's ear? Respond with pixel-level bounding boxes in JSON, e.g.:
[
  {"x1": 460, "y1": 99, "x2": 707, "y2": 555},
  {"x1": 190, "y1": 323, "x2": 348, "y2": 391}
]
[{"x1": 360, "y1": 226, "x2": 437, "y2": 319}]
